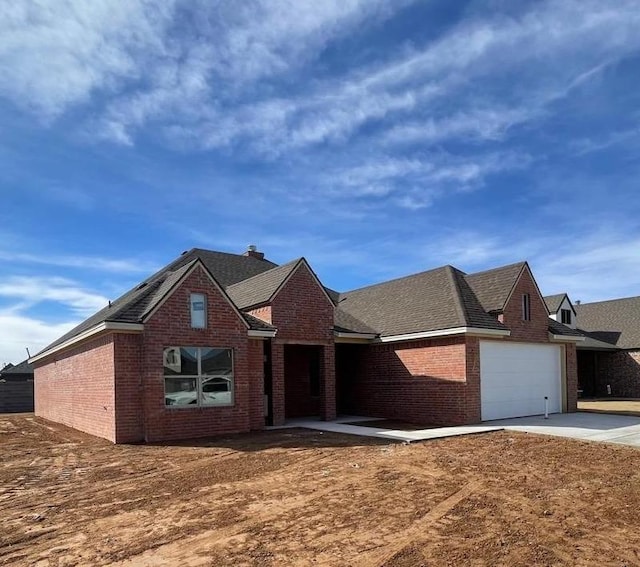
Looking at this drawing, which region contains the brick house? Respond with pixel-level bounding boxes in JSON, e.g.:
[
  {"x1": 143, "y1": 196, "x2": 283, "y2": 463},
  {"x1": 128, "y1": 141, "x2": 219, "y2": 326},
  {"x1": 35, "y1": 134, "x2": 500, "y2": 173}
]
[
  {"x1": 31, "y1": 247, "x2": 581, "y2": 443},
  {"x1": 559, "y1": 296, "x2": 640, "y2": 398},
  {"x1": 0, "y1": 360, "x2": 34, "y2": 413}
]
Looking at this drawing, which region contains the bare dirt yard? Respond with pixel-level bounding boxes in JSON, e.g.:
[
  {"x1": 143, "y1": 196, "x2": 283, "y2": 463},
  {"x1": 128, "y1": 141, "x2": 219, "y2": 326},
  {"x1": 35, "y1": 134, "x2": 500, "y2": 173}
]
[
  {"x1": 578, "y1": 399, "x2": 640, "y2": 417},
  {"x1": 2, "y1": 414, "x2": 640, "y2": 567}
]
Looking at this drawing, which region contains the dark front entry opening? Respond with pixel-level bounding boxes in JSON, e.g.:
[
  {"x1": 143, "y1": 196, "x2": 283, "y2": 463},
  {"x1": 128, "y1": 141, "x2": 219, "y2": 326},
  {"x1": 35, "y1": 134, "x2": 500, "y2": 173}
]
[
  {"x1": 335, "y1": 343, "x2": 363, "y2": 416},
  {"x1": 263, "y1": 340, "x2": 273, "y2": 425},
  {"x1": 284, "y1": 345, "x2": 322, "y2": 419},
  {"x1": 577, "y1": 350, "x2": 598, "y2": 398}
]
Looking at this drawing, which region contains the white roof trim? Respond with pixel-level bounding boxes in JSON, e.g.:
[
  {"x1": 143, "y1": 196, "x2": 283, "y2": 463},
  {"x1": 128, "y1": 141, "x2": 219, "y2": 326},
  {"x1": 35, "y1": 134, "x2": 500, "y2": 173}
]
[
  {"x1": 549, "y1": 333, "x2": 585, "y2": 343},
  {"x1": 248, "y1": 329, "x2": 277, "y2": 338},
  {"x1": 378, "y1": 327, "x2": 511, "y2": 343},
  {"x1": 29, "y1": 322, "x2": 144, "y2": 364}
]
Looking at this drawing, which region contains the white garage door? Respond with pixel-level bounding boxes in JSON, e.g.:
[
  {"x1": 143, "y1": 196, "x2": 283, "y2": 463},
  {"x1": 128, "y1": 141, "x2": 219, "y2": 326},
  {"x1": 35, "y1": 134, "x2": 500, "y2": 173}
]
[{"x1": 480, "y1": 341, "x2": 563, "y2": 421}]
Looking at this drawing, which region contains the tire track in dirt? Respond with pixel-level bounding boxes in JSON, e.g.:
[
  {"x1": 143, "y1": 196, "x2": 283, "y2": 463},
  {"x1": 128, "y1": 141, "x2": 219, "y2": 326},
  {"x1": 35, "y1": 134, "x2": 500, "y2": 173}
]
[
  {"x1": 356, "y1": 481, "x2": 481, "y2": 567},
  {"x1": 112, "y1": 465, "x2": 390, "y2": 566},
  {"x1": 0, "y1": 446, "x2": 351, "y2": 566}
]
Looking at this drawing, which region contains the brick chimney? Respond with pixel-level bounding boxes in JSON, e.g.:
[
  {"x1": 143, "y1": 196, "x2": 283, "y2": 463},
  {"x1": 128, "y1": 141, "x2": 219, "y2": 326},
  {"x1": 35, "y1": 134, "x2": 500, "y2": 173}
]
[{"x1": 243, "y1": 244, "x2": 264, "y2": 260}]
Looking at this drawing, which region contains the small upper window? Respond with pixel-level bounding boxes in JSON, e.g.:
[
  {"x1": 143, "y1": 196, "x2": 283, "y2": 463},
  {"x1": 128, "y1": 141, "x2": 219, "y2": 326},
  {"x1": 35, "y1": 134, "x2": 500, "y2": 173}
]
[
  {"x1": 561, "y1": 308, "x2": 572, "y2": 325},
  {"x1": 522, "y1": 293, "x2": 531, "y2": 321},
  {"x1": 190, "y1": 293, "x2": 206, "y2": 329}
]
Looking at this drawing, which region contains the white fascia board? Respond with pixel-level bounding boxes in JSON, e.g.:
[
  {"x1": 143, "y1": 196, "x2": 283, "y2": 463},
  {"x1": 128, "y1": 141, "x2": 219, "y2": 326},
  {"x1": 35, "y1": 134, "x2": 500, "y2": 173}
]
[
  {"x1": 29, "y1": 322, "x2": 144, "y2": 364},
  {"x1": 378, "y1": 327, "x2": 511, "y2": 343},
  {"x1": 247, "y1": 329, "x2": 277, "y2": 338},
  {"x1": 549, "y1": 333, "x2": 585, "y2": 343}
]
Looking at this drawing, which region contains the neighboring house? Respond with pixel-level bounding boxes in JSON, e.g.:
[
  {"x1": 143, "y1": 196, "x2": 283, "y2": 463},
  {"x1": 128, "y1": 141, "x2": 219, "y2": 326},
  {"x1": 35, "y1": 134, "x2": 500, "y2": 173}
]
[
  {"x1": 30, "y1": 247, "x2": 581, "y2": 443},
  {"x1": 573, "y1": 297, "x2": 640, "y2": 398},
  {"x1": 544, "y1": 294, "x2": 577, "y2": 329},
  {"x1": 0, "y1": 360, "x2": 35, "y2": 413}
]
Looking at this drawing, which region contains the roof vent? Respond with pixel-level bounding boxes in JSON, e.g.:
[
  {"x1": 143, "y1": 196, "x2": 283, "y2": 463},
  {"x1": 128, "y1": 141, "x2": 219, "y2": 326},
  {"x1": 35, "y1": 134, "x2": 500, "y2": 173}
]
[{"x1": 243, "y1": 244, "x2": 264, "y2": 260}]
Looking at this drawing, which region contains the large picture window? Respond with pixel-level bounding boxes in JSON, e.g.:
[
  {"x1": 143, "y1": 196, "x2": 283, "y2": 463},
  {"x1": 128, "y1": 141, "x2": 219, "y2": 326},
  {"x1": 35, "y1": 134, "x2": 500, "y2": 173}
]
[{"x1": 164, "y1": 347, "x2": 233, "y2": 407}]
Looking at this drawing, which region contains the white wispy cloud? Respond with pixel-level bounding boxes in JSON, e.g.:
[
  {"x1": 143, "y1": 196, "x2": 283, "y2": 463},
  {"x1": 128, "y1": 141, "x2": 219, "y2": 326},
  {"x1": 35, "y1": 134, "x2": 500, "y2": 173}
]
[
  {"x1": 0, "y1": 0, "x2": 177, "y2": 119},
  {"x1": 419, "y1": 228, "x2": 640, "y2": 304},
  {"x1": 323, "y1": 150, "x2": 532, "y2": 208},
  {"x1": 0, "y1": 250, "x2": 158, "y2": 274},
  {"x1": 569, "y1": 126, "x2": 640, "y2": 156},
  {"x1": 0, "y1": 313, "x2": 77, "y2": 365},
  {"x1": 382, "y1": 106, "x2": 540, "y2": 146},
  {"x1": 4, "y1": 0, "x2": 639, "y2": 158},
  {"x1": 0, "y1": 276, "x2": 108, "y2": 316}
]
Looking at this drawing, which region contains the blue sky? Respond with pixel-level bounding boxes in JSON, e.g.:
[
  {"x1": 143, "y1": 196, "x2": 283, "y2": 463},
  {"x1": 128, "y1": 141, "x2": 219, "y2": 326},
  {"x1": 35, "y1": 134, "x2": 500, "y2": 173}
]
[{"x1": 1, "y1": 0, "x2": 640, "y2": 364}]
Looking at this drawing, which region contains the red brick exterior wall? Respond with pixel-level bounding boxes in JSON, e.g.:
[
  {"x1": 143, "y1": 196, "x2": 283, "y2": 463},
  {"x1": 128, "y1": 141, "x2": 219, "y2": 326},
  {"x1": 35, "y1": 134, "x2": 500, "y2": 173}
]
[
  {"x1": 339, "y1": 337, "x2": 473, "y2": 425},
  {"x1": 269, "y1": 263, "x2": 335, "y2": 424},
  {"x1": 589, "y1": 349, "x2": 640, "y2": 398},
  {"x1": 113, "y1": 333, "x2": 144, "y2": 443},
  {"x1": 465, "y1": 336, "x2": 482, "y2": 423},
  {"x1": 248, "y1": 339, "x2": 265, "y2": 430},
  {"x1": 271, "y1": 342, "x2": 285, "y2": 425},
  {"x1": 565, "y1": 343, "x2": 578, "y2": 412},
  {"x1": 34, "y1": 335, "x2": 117, "y2": 442},
  {"x1": 141, "y1": 265, "x2": 253, "y2": 442},
  {"x1": 499, "y1": 267, "x2": 549, "y2": 342}
]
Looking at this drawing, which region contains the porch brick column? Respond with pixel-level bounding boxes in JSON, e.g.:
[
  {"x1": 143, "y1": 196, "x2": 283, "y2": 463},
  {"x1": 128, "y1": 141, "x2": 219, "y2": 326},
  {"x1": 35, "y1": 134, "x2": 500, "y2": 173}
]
[
  {"x1": 465, "y1": 336, "x2": 482, "y2": 424},
  {"x1": 565, "y1": 343, "x2": 578, "y2": 412},
  {"x1": 271, "y1": 342, "x2": 286, "y2": 426},
  {"x1": 321, "y1": 342, "x2": 337, "y2": 421}
]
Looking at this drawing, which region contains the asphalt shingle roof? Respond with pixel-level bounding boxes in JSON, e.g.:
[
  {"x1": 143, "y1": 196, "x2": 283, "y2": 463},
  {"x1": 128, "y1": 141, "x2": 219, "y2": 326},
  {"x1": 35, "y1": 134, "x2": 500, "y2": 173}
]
[
  {"x1": 337, "y1": 265, "x2": 508, "y2": 338},
  {"x1": 577, "y1": 330, "x2": 620, "y2": 350},
  {"x1": 36, "y1": 245, "x2": 567, "y2": 357},
  {"x1": 36, "y1": 250, "x2": 277, "y2": 356},
  {"x1": 576, "y1": 296, "x2": 640, "y2": 349},
  {"x1": 334, "y1": 308, "x2": 378, "y2": 335},
  {"x1": 465, "y1": 262, "x2": 526, "y2": 313},
  {"x1": 547, "y1": 319, "x2": 584, "y2": 338},
  {"x1": 0, "y1": 359, "x2": 33, "y2": 376},
  {"x1": 226, "y1": 259, "x2": 301, "y2": 310}
]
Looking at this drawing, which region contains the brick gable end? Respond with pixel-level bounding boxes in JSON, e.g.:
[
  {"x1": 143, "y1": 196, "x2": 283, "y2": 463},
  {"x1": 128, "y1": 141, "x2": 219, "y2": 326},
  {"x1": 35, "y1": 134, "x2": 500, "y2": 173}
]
[{"x1": 500, "y1": 267, "x2": 549, "y2": 342}]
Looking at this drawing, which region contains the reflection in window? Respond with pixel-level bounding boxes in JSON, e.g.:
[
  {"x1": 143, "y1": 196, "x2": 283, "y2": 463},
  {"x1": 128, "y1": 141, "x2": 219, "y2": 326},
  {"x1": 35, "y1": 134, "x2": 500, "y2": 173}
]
[
  {"x1": 163, "y1": 347, "x2": 233, "y2": 407},
  {"x1": 190, "y1": 293, "x2": 206, "y2": 329}
]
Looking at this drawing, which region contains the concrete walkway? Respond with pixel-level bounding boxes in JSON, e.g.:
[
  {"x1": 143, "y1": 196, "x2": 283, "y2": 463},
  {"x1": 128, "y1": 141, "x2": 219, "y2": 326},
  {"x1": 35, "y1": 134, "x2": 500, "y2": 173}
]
[
  {"x1": 276, "y1": 412, "x2": 640, "y2": 447},
  {"x1": 486, "y1": 412, "x2": 640, "y2": 447},
  {"x1": 275, "y1": 416, "x2": 503, "y2": 443}
]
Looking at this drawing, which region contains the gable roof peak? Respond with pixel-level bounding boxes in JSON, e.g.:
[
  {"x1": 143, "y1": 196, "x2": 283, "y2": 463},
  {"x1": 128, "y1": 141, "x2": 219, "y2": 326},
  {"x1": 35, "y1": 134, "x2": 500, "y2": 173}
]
[
  {"x1": 544, "y1": 293, "x2": 572, "y2": 314},
  {"x1": 466, "y1": 260, "x2": 527, "y2": 278},
  {"x1": 464, "y1": 261, "x2": 529, "y2": 313}
]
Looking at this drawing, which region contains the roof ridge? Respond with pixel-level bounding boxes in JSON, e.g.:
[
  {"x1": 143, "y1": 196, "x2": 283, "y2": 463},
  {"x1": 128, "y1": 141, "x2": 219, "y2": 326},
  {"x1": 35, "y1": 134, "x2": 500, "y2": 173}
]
[
  {"x1": 445, "y1": 266, "x2": 470, "y2": 327},
  {"x1": 341, "y1": 264, "x2": 450, "y2": 297},
  {"x1": 578, "y1": 295, "x2": 640, "y2": 307},
  {"x1": 226, "y1": 257, "x2": 301, "y2": 290},
  {"x1": 466, "y1": 260, "x2": 527, "y2": 278}
]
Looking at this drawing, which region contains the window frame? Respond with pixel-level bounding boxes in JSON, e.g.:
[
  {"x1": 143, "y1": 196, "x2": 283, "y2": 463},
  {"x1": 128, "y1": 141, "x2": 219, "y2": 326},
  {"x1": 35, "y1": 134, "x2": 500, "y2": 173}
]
[
  {"x1": 560, "y1": 308, "x2": 572, "y2": 325},
  {"x1": 190, "y1": 293, "x2": 207, "y2": 329},
  {"x1": 522, "y1": 293, "x2": 531, "y2": 321},
  {"x1": 163, "y1": 347, "x2": 234, "y2": 409}
]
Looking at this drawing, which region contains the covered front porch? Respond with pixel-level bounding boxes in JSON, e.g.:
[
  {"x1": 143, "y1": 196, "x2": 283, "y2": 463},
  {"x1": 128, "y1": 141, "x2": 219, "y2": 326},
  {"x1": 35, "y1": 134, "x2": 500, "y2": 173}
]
[{"x1": 265, "y1": 339, "x2": 336, "y2": 426}]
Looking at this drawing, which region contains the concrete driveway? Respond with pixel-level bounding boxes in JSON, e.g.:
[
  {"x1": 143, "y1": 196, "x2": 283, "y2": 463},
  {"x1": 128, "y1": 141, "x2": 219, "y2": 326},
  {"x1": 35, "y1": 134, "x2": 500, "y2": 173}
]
[{"x1": 486, "y1": 412, "x2": 640, "y2": 447}]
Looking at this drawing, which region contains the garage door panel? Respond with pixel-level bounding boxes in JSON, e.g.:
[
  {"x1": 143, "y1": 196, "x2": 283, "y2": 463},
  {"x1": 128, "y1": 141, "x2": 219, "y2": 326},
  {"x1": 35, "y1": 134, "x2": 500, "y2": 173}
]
[{"x1": 480, "y1": 341, "x2": 562, "y2": 421}]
